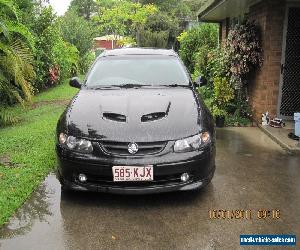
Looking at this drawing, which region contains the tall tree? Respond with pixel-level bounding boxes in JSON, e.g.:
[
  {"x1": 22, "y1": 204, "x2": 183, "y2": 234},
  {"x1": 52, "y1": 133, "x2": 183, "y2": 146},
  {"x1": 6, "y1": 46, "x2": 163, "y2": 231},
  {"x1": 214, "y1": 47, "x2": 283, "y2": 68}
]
[
  {"x1": 60, "y1": 9, "x2": 94, "y2": 56},
  {"x1": 69, "y1": 0, "x2": 97, "y2": 20},
  {"x1": 93, "y1": 0, "x2": 157, "y2": 46}
]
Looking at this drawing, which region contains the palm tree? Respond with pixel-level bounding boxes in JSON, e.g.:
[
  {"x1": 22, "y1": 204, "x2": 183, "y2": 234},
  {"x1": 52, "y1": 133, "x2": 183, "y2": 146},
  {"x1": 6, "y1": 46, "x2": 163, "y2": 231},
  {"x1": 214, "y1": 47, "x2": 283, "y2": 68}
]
[{"x1": 0, "y1": 0, "x2": 35, "y2": 125}]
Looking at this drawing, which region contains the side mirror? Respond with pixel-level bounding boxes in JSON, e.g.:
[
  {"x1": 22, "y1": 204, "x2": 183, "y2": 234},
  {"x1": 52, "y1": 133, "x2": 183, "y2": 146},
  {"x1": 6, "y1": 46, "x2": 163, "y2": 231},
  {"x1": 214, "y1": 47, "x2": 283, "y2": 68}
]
[{"x1": 69, "y1": 77, "x2": 81, "y2": 89}]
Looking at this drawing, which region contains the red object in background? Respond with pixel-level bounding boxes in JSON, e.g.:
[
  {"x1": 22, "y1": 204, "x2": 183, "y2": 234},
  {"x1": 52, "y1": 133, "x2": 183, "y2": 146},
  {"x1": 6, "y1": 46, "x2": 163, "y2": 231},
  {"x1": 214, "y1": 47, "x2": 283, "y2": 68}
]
[
  {"x1": 94, "y1": 40, "x2": 115, "y2": 50},
  {"x1": 94, "y1": 35, "x2": 123, "y2": 50},
  {"x1": 49, "y1": 65, "x2": 60, "y2": 85}
]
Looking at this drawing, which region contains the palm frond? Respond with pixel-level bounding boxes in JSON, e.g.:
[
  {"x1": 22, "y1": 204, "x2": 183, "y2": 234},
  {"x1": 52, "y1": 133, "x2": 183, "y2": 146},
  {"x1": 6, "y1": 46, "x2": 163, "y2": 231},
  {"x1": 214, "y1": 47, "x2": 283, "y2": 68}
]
[
  {"x1": 0, "y1": 106, "x2": 18, "y2": 126},
  {"x1": 0, "y1": 20, "x2": 10, "y2": 39},
  {"x1": 0, "y1": 0, "x2": 18, "y2": 21},
  {"x1": 0, "y1": 39, "x2": 35, "y2": 103},
  {"x1": 2, "y1": 21, "x2": 35, "y2": 48}
]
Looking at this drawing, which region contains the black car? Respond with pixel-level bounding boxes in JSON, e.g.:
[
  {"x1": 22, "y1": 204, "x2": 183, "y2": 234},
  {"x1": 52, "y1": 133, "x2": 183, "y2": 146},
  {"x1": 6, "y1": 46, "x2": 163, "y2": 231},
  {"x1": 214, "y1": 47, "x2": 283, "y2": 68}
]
[{"x1": 56, "y1": 48, "x2": 216, "y2": 194}]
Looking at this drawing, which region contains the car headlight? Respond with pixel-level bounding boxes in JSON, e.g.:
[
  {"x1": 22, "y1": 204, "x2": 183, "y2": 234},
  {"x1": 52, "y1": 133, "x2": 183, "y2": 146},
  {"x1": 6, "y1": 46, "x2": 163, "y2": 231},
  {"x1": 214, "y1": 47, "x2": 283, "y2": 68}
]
[
  {"x1": 174, "y1": 132, "x2": 211, "y2": 153},
  {"x1": 59, "y1": 133, "x2": 93, "y2": 153}
]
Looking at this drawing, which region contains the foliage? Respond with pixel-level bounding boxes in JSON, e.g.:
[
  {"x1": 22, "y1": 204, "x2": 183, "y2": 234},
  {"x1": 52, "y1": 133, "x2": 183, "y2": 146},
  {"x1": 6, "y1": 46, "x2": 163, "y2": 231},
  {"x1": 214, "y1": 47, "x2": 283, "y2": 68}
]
[
  {"x1": 177, "y1": 23, "x2": 219, "y2": 72},
  {"x1": 140, "y1": 10, "x2": 178, "y2": 48},
  {"x1": 60, "y1": 9, "x2": 95, "y2": 57},
  {"x1": 79, "y1": 50, "x2": 95, "y2": 74},
  {"x1": 228, "y1": 93, "x2": 252, "y2": 119},
  {"x1": 53, "y1": 40, "x2": 79, "y2": 79},
  {"x1": 140, "y1": 30, "x2": 169, "y2": 48},
  {"x1": 206, "y1": 47, "x2": 230, "y2": 80},
  {"x1": 187, "y1": 20, "x2": 263, "y2": 125},
  {"x1": 32, "y1": 7, "x2": 79, "y2": 90},
  {"x1": 0, "y1": 81, "x2": 78, "y2": 225},
  {"x1": 139, "y1": 0, "x2": 197, "y2": 49},
  {"x1": 198, "y1": 78, "x2": 234, "y2": 118},
  {"x1": 226, "y1": 20, "x2": 263, "y2": 89},
  {"x1": 225, "y1": 114, "x2": 251, "y2": 127},
  {"x1": 94, "y1": 48, "x2": 104, "y2": 57},
  {"x1": 211, "y1": 77, "x2": 234, "y2": 117},
  {"x1": 69, "y1": 0, "x2": 97, "y2": 20},
  {"x1": 93, "y1": 0, "x2": 157, "y2": 45},
  {"x1": 0, "y1": 0, "x2": 35, "y2": 114},
  {"x1": 0, "y1": 107, "x2": 18, "y2": 125},
  {"x1": 117, "y1": 36, "x2": 137, "y2": 47},
  {"x1": 192, "y1": 45, "x2": 210, "y2": 81},
  {"x1": 141, "y1": 0, "x2": 191, "y2": 19},
  {"x1": 198, "y1": 86, "x2": 213, "y2": 110},
  {"x1": 211, "y1": 105, "x2": 228, "y2": 117}
]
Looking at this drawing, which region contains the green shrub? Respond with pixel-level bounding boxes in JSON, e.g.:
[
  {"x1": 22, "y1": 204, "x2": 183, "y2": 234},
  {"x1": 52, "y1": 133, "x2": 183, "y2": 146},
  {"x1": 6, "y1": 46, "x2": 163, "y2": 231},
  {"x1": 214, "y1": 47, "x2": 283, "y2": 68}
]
[
  {"x1": 32, "y1": 7, "x2": 80, "y2": 91},
  {"x1": 206, "y1": 47, "x2": 230, "y2": 80},
  {"x1": 198, "y1": 86, "x2": 213, "y2": 110},
  {"x1": 79, "y1": 51, "x2": 95, "y2": 74},
  {"x1": 177, "y1": 23, "x2": 218, "y2": 72},
  {"x1": 53, "y1": 40, "x2": 79, "y2": 79},
  {"x1": 212, "y1": 77, "x2": 234, "y2": 117},
  {"x1": 140, "y1": 30, "x2": 169, "y2": 48},
  {"x1": 60, "y1": 9, "x2": 95, "y2": 58},
  {"x1": 225, "y1": 114, "x2": 251, "y2": 127},
  {"x1": 192, "y1": 45, "x2": 210, "y2": 81}
]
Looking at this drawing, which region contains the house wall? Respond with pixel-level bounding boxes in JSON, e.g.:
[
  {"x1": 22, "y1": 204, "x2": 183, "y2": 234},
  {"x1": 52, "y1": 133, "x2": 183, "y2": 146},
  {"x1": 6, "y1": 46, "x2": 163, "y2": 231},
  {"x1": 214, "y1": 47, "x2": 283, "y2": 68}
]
[
  {"x1": 247, "y1": 0, "x2": 285, "y2": 120},
  {"x1": 94, "y1": 40, "x2": 121, "y2": 50},
  {"x1": 219, "y1": 0, "x2": 285, "y2": 121}
]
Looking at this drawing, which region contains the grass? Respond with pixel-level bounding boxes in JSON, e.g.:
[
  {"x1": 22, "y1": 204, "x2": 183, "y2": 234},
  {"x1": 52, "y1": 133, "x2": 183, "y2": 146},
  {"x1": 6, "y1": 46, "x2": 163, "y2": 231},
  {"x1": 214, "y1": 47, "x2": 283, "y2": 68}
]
[{"x1": 0, "y1": 81, "x2": 78, "y2": 226}]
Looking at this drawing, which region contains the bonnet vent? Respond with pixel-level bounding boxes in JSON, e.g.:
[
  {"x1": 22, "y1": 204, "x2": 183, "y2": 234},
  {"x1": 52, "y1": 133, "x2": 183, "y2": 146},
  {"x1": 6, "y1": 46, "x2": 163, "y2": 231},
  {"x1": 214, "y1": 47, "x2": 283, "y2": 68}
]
[
  {"x1": 103, "y1": 112, "x2": 126, "y2": 122},
  {"x1": 141, "y1": 112, "x2": 166, "y2": 122},
  {"x1": 141, "y1": 102, "x2": 170, "y2": 122}
]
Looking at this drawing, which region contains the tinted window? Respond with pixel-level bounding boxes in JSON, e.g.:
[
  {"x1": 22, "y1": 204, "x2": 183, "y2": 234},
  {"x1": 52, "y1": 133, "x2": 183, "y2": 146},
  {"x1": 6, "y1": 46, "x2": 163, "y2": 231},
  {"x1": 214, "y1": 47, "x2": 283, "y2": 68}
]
[{"x1": 86, "y1": 55, "x2": 189, "y2": 86}]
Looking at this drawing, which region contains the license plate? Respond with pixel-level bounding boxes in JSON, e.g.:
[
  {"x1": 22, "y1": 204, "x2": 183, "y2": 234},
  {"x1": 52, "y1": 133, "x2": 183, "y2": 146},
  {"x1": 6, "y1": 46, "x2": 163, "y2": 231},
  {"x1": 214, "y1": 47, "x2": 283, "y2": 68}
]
[{"x1": 112, "y1": 166, "x2": 153, "y2": 182}]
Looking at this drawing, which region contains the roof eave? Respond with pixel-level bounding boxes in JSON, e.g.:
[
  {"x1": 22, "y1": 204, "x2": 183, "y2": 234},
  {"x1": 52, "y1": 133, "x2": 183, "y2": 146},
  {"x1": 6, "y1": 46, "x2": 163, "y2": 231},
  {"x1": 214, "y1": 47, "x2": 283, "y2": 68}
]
[{"x1": 197, "y1": 0, "x2": 224, "y2": 19}]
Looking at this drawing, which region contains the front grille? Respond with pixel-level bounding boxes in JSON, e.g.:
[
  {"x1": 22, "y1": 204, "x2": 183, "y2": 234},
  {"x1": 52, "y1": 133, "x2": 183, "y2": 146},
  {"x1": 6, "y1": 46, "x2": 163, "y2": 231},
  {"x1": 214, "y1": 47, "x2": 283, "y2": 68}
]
[{"x1": 99, "y1": 141, "x2": 167, "y2": 156}]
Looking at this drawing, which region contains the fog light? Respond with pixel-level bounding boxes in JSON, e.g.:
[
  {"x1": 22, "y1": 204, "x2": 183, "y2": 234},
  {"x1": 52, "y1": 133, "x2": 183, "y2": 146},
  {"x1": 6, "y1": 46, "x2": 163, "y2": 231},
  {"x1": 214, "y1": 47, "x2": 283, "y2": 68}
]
[
  {"x1": 78, "y1": 174, "x2": 87, "y2": 182},
  {"x1": 181, "y1": 173, "x2": 190, "y2": 182}
]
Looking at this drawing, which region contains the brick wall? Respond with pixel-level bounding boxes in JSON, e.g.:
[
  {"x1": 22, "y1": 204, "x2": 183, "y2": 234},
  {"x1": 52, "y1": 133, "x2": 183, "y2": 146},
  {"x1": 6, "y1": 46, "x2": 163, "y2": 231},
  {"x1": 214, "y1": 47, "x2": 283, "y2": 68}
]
[
  {"x1": 219, "y1": 0, "x2": 285, "y2": 121},
  {"x1": 248, "y1": 0, "x2": 285, "y2": 120}
]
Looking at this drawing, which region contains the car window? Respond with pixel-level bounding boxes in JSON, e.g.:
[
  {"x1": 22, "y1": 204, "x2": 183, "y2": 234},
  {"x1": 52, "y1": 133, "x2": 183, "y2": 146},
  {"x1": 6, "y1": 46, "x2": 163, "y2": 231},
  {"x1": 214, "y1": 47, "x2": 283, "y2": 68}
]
[{"x1": 85, "y1": 55, "x2": 190, "y2": 86}]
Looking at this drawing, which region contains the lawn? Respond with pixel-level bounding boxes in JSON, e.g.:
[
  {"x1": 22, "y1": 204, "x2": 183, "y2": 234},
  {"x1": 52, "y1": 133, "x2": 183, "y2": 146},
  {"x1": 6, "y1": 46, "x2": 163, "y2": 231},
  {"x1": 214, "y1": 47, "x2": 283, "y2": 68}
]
[{"x1": 0, "y1": 82, "x2": 78, "y2": 226}]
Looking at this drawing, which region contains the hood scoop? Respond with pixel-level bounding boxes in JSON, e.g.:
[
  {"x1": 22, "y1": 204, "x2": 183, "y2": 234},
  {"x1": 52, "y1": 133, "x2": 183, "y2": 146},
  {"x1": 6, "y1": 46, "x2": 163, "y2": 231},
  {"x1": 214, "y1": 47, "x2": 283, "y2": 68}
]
[
  {"x1": 141, "y1": 112, "x2": 166, "y2": 122},
  {"x1": 103, "y1": 112, "x2": 126, "y2": 122},
  {"x1": 141, "y1": 102, "x2": 171, "y2": 122}
]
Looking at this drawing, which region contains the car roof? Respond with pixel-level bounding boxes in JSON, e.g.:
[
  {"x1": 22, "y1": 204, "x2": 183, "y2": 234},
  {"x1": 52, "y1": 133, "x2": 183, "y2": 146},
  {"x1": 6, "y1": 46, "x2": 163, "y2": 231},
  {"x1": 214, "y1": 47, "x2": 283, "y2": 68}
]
[{"x1": 100, "y1": 48, "x2": 178, "y2": 57}]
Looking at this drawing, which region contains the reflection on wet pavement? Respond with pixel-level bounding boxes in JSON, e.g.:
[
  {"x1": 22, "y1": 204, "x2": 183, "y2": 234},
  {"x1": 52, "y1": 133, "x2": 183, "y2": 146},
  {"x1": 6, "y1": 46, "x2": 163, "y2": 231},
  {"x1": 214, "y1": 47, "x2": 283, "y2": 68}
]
[{"x1": 0, "y1": 128, "x2": 299, "y2": 250}]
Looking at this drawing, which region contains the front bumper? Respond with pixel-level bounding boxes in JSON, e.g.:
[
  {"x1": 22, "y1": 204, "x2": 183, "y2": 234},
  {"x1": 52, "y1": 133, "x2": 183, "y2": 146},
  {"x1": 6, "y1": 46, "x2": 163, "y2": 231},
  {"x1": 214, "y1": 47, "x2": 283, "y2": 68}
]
[{"x1": 56, "y1": 144, "x2": 215, "y2": 194}]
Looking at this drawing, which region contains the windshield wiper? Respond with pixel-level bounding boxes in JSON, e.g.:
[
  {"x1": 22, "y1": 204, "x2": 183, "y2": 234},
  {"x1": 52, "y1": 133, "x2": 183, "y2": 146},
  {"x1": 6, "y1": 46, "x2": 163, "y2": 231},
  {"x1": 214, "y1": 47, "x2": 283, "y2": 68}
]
[
  {"x1": 113, "y1": 83, "x2": 152, "y2": 88},
  {"x1": 156, "y1": 84, "x2": 190, "y2": 88},
  {"x1": 88, "y1": 85, "x2": 121, "y2": 90}
]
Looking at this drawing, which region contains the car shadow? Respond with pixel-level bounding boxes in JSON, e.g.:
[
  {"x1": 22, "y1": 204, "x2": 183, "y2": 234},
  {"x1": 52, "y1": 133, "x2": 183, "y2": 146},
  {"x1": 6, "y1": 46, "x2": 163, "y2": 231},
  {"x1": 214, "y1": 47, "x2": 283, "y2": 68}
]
[{"x1": 60, "y1": 184, "x2": 212, "y2": 209}]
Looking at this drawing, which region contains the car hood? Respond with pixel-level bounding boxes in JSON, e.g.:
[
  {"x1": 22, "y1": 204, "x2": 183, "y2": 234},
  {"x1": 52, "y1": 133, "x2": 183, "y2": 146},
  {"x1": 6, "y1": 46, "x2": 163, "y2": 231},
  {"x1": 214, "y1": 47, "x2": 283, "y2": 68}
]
[{"x1": 64, "y1": 88, "x2": 203, "y2": 142}]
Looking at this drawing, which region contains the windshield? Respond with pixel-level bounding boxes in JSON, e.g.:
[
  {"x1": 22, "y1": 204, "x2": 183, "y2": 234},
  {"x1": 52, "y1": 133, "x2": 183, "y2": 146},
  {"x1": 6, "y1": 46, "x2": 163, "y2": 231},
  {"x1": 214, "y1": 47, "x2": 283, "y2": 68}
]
[{"x1": 85, "y1": 55, "x2": 190, "y2": 87}]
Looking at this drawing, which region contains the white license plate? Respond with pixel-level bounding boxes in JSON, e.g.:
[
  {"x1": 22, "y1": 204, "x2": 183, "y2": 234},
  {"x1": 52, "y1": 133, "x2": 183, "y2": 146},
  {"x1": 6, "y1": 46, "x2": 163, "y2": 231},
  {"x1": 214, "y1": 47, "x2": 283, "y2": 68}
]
[{"x1": 112, "y1": 166, "x2": 153, "y2": 182}]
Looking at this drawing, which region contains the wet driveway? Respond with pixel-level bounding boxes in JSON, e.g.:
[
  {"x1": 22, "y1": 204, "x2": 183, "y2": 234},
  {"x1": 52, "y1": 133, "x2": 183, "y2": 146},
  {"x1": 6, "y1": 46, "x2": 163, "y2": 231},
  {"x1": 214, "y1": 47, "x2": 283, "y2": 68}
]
[{"x1": 0, "y1": 128, "x2": 299, "y2": 250}]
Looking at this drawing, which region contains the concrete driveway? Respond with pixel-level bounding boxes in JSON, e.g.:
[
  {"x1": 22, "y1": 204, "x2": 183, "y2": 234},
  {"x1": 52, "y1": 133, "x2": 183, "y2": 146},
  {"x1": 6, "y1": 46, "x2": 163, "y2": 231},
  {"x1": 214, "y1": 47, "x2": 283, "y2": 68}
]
[{"x1": 0, "y1": 128, "x2": 299, "y2": 250}]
